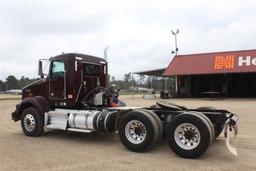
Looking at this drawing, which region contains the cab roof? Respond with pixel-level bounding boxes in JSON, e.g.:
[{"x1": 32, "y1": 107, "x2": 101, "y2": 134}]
[{"x1": 51, "y1": 53, "x2": 106, "y2": 64}]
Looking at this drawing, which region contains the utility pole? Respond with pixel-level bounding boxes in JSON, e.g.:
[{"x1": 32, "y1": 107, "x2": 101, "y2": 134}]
[{"x1": 171, "y1": 29, "x2": 179, "y2": 55}]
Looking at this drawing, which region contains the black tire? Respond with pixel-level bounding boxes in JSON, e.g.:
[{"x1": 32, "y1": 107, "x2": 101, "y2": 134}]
[
  {"x1": 138, "y1": 109, "x2": 163, "y2": 142},
  {"x1": 196, "y1": 106, "x2": 223, "y2": 138},
  {"x1": 34, "y1": 96, "x2": 49, "y2": 112},
  {"x1": 118, "y1": 110, "x2": 159, "y2": 152},
  {"x1": 21, "y1": 107, "x2": 44, "y2": 137},
  {"x1": 167, "y1": 113, "x2": 211, "y2": 158},
  {"x1": 189, "y1": 111, "x2": 215, "y2": 142}
]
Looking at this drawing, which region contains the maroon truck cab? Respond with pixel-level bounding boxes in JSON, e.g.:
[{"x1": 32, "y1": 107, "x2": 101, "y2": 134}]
[
  {"x1": 23, "y1": 53, "x2": 107, "y2": 107},
  {"x1": 12, "y1": 53, "x2": 108, "y2": 121}
]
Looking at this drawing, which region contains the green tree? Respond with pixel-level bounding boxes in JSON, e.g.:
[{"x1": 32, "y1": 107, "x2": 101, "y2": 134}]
[
  {"x1": 124, "y1": 73, "x2": 131, "y2": 83},
  {"x1": 6, "y1": 75, "x2": 19, "y2": 90},
  {"x1": 0, "y1": 80, "x2": 5, "y2": 91}
]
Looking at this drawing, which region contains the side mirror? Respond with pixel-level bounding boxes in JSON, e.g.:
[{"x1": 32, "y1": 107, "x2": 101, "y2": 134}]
[{"x1": 38, "y1": 60, "x2": 44, "y2": 78}]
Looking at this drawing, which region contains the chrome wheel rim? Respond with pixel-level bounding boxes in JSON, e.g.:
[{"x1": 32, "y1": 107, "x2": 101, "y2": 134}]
[
  {"x1": 24, "y1": 114, "x2": 36, "y2": 131},
  {"x1": 125, "y1": 120, "x2": 147, "y2": 144},
  {"x1": 174, "y1": 123, "x2": 200, "y2": 150}
]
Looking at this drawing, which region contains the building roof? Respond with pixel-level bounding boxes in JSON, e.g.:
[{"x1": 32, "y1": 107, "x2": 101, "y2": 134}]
[
  {"x1": 134, "y1": 68, "x2": 166, "y2": 76},
  {"x1": 163, "y1": 49, "x2": 256, "y2": 76}
]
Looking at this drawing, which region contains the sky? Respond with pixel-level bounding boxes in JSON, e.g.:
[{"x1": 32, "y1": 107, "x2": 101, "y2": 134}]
[{"x1": 1, "y1": 0, "x2": 256, "y2": 81}]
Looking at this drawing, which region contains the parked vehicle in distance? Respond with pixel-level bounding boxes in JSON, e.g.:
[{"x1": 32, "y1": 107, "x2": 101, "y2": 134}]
[{"x1": 5, "y1": 89, "x2": 22, "y2": 95}]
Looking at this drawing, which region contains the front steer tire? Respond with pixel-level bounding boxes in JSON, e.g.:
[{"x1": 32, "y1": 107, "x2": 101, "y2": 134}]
[
  {"x1": 21, "y1": 107, "x2": 44, "y2": 137},
  {"x1": 118, "y1": 110, "x2": 159, "y2": 152},
  {"x1": 167, "y1": 113, "x2": 211, "y2": 159}
]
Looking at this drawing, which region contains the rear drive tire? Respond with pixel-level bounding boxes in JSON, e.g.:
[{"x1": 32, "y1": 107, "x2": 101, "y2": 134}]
[
  {"x1": 21, "y1": 107, "x2": 44, "y2": 137},
  {"x1": 196, "y1": 106, "x2": 223, "y2": 138},
  {"x1": 167, "y1": 113, "x2": 211, "y2": 158},
  {"x1": 189, "y1": 111, "x2": 215, "y2": 142},
  {"x1": 119, "y1": 110, "x2": 159, "y2": 152},
  {"x1": 138, "y1": 109, "x2": 163, "y2": 142}
]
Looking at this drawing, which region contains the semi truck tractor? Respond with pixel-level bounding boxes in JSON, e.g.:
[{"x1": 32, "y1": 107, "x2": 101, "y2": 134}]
[{"x1": 12, "y1": 53, "x2": 238, "y2": 158}]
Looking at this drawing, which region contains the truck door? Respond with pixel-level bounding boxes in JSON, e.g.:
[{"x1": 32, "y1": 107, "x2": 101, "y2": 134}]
[{"x1": 49, "y1": 60, "x2": 66, "y2": 99}]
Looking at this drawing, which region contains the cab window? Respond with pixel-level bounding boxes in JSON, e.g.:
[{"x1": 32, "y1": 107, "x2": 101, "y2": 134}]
[
  {"x1": 51, "y1": 61, "x2": 65, "y2": 77},
  {"x1": 84, "y1": 64, "x2": 100, "y2": 76}
]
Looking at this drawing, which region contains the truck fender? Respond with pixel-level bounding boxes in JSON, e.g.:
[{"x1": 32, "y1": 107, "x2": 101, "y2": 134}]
[
  {"x1": 12, "y1": 97, "x2": 46, "y2": 121},
  {"x1": 34, "y1": 96, "x2": 49, "y2": 112}
]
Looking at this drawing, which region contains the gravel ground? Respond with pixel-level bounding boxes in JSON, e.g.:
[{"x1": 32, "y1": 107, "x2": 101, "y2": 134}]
[{"x1": 0, "y1": 96, "x2": 256, "y2": 171}]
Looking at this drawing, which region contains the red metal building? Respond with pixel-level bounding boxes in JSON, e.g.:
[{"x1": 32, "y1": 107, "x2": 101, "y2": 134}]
[{"x1": 163, "y1": 49, "x2": 256, "y2": 97}]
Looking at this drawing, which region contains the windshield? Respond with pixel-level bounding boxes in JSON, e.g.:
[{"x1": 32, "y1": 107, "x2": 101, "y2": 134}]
[{"x1": 51, "y1": 61, "x2": 65, "y2": 77}]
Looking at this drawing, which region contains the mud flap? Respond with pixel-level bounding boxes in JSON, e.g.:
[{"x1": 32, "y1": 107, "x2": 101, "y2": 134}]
[{"x1": 224, "y1": 119, "x2": 238, "y2": 156}]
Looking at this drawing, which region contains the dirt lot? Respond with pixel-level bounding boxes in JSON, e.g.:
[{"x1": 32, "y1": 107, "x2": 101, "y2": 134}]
[
  {"x1": 0, "y1": 94, "x2": 20, "y2": 100},
  {"x1": 1, "y1": 96, "x2": 256, "y2": 171}
]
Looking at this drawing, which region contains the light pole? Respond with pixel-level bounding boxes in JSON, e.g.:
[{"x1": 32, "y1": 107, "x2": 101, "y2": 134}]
[
  {"x1": 171, "y1": 29, "x2": 179, "y2": 55},
  {"x1": 171, "y1": 29, "x2": 179, "y2": 94}
]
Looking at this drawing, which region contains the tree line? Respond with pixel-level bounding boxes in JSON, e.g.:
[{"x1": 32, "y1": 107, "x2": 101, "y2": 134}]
[
  {"x1": 109, "y1": 73, "x2": 173, "y2": 91},
  {"x1": 0, "y1": 75, "x2": 39, "y2": 92},
  {"x1": 0, "y1": 73, "x2": 173, "y2": 92}
]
